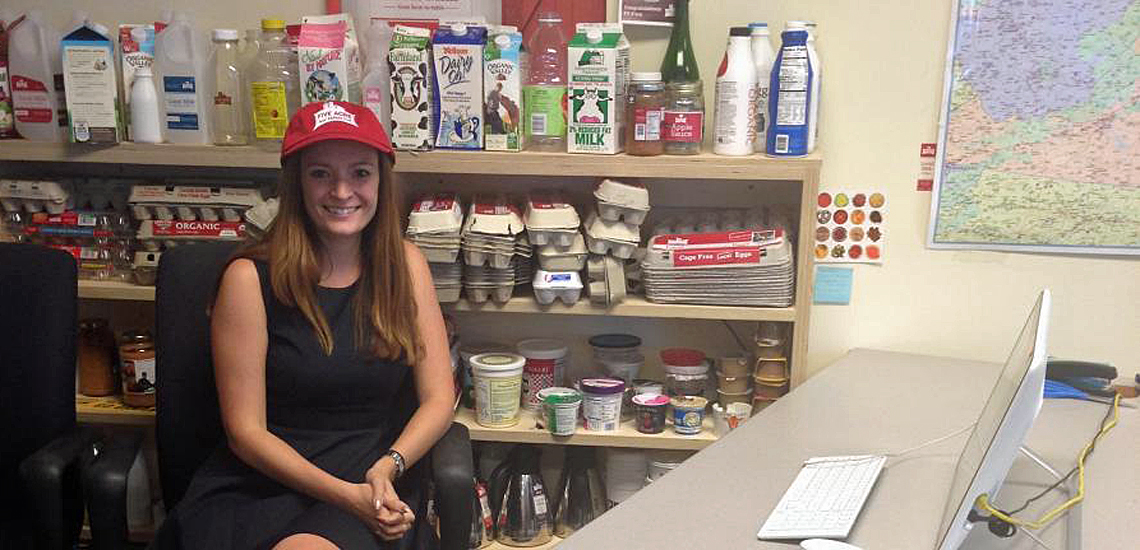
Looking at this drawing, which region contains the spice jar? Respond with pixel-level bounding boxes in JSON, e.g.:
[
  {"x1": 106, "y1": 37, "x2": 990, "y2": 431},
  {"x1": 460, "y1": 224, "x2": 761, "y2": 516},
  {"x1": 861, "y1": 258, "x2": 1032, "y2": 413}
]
[
  {"x1": 78, "y1": 318, "x2": 117, "y2": 396},
  {"x1": 625, "y1": 72, "x2": 666, "y2": 156},
  {"x1": 119, "y1": 330, "x2": 156, "y2": 408},
  {"x1": 662, "y1": 80, "x2": 705, "y2": 155}
]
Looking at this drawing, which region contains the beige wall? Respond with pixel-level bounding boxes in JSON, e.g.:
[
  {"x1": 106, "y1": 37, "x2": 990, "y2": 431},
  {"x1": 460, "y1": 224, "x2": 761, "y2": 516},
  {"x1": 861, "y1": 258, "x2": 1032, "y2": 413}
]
[{"x1": 10, "y1": 0, "x2": 1138, "y2": 377}]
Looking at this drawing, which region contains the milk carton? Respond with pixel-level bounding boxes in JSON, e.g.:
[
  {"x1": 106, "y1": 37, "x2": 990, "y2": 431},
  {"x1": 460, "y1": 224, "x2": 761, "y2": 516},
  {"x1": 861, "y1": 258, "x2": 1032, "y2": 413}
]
[
  {"x1": 62, "y1": 24, "x2": 122, "y2": 143},
  {"x1": 118, "y1": 25, "x2": 154, "y2": 141},
  {"x1": 567, "y1": 23, "x2": 630, "y2": 155},
  {"x1": 300, "y1": 14, "x2": 361, "y2": 104},
  {"x1": 483, "y1": 27, "x2": 523, "y2": 151},
  {"x1": 388, "y1": 25, "x2": 433, "y2": 151},
  {"x1": 432, "y1": 24, "x2": 485, "y2": 150}
]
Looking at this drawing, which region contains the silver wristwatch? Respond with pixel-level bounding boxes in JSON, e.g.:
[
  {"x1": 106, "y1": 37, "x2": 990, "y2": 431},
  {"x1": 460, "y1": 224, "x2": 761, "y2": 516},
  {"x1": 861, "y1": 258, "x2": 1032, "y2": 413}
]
[{"x1": 385, "y1": 449, "x2": 406, "y2": 479}]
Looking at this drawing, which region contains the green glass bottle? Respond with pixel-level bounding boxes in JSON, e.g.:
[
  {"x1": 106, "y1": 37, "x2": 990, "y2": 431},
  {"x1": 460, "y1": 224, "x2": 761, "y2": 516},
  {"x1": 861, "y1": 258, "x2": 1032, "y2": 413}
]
[{"x1": 661, "y1": 0, "x2": 700, "y2": 82}]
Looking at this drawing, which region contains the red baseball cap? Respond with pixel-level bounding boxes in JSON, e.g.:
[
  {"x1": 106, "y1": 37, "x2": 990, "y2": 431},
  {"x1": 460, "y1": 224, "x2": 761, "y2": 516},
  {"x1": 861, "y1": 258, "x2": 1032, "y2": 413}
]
[{"x1": 280, "y1": 101, "x2": 396, "y2": 165}]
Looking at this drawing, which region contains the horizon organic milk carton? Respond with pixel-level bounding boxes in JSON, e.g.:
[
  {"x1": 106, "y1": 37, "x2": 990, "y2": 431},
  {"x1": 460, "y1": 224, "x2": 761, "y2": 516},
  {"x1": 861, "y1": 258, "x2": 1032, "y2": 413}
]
[
  {"x1": 483, "y1": 26, "x2": 523, "y2": 151},
  {"x1": 62, "y1": 24, "x2": 123, "y2": 143},
  {"x1": 432, "y1": 24, "x2": 485, "y2": 150},
  {"x1": 299, "y1": 13, "x2": 361, "y2": 104},
  {"x1": 389, "y1": 25, "x2": 433, "y2": 151},
  {"x1": 568, "y1": 23, "x2": 630, "y2": 155}
]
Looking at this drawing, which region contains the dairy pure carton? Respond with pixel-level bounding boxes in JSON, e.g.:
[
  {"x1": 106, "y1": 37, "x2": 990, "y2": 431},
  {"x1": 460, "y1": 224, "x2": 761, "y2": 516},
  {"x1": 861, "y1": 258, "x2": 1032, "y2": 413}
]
[
  {"x1": 389, "y1": 25, "x2": 434, "y2": 151},
  {"x1": 567, "y1": 23, "x2": 630, "y2": 154},
  {"x1": 62, "y1": 25, "x2": 123, "y2": 143},
  {"x1": 483, "y1": 26, "x2": 523, "y2": 151},
  {"x1": 118, "y1": 25, "x2": 155, "y2": 141},
  {"x1": 432, "y1": 25, "x2": 485, "y2": 150}
]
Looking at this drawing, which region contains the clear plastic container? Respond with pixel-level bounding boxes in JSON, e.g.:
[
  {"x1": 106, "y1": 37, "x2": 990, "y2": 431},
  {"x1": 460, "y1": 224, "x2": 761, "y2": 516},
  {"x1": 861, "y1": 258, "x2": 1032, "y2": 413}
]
[
  {"x1": 210, "y1": 29, "x2": 246, "y2": 145},
  {"x1": 524, "y1": 13, "x2": 568, "y2": 152},
  {"x1": 247, "y1": 19, "x2": 300, "y2": 150}
]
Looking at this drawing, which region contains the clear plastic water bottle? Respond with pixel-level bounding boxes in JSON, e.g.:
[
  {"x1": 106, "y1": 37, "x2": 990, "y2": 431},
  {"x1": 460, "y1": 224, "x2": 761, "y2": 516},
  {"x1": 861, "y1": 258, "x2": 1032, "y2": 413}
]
[
  {"x1": 211, "y1": 29, "x2": 246, "y2": 145},
  {"x1": 247, "y1": 19, "x2": 300, "y2": 150},
  {"x1": 524, "y1": 13, "x2": 568, "y2": 152}
]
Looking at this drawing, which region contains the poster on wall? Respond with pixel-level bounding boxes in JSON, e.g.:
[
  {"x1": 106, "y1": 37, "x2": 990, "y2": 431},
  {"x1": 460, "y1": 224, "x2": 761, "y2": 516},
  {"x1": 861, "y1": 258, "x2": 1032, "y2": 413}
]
[
  {"x1": 928, "y1": 0, "x2": 1139, "y2": 256},
  {"x1": 619, "y1": 0, "x2": 675, "y2": 27},
  {"x1": 814, "y1": 191, "x2": 885, "y2": 265},
  {"x1": 374, "y1": 0, "x2": 475, "y2": 19}
]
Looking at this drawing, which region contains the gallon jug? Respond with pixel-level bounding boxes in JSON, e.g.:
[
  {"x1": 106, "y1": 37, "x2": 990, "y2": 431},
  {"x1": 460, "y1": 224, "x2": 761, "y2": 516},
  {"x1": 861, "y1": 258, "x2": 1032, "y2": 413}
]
[
  {"x1": 361, "y1": 21, "x2": 392, "y2": 135},
  {"x1": 8, "y1": 11, "x2": 64, "y2": 141},
  {"x1": 154, "y1": 12, "x2": 210, "y2": 144}
]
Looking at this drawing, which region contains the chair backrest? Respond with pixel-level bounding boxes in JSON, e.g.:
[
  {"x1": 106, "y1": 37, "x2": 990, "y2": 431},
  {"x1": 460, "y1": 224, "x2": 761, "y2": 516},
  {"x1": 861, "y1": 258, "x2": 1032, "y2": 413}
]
[
  {"x1": 0, "y1": 243, "x2": 78, "y2": 538},
  {"x1": 154, "y1": 241, "x2": 239, "y2": 509}
]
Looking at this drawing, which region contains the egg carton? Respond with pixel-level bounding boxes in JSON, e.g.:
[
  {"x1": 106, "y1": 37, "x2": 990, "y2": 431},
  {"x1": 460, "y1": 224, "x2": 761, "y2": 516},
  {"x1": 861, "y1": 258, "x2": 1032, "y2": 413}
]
[
  {"x1": 435, "y1": 285, "x2": 462, "y2": 303},
  {"x1": 408, "y1": 192, "x2": 464, "y2": 235},
  {"x1": 532, "y1": 270, "x2": 583, "y2": 305},
  {"x1": 536, "y1": 232, "x2": 589, "y2": 271},
  {"x1": 128, "y1": 184, "x2": 262, "y2": 222},
  {"x1": 463, "y1": 249, "x2": 515, "y2": 269},
  {"x1": 528, "y1": 228, "x2": 578, "y2": 247},
  {"x1": 136, "y1": 220, "x2": 247, "y2": 241},
  {"x1": 585, "y1": 233, "x2": 638, "y2": 259},
  {"x1": 593, "y1": 178, "x2": 649, "y2": 210},
  {"x1": 1, "y1": 180, "x2": 73, "y2": 214},
  {"x1": 464, "y1": 285, "x2": 514, "y2": 304},
  {"x1": 586, "y1": 254, "x2": 627, "y2": 306},
  {"x1": 597, "y1": 200, "x2": 649, "y2": 226},
  {"x1": 525, "y1": 191, "x2": 580, "y2": 230}
]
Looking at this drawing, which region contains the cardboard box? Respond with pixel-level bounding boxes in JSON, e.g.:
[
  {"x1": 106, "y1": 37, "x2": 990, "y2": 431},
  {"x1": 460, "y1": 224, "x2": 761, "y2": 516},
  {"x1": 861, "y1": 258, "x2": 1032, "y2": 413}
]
[
  {"x1": 567, "y1": 23, "x2": 630, "y2": 154},
  {"x1": 63, "y1": 26, "x2": 122, "y2": 143}
]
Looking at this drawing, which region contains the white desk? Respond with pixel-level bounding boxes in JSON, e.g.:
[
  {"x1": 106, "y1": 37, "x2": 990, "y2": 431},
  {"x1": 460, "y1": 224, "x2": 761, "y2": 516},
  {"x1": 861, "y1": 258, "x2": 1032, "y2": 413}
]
[{"x1": 558, "y1": 349, "x2": 1139, "y2": 549}]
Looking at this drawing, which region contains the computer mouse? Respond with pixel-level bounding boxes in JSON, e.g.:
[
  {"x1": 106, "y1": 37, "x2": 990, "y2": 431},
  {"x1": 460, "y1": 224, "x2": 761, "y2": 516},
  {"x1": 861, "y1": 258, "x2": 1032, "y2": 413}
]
[{"x1": 800, "y1": 539, "x2": 863, "y2": 550}]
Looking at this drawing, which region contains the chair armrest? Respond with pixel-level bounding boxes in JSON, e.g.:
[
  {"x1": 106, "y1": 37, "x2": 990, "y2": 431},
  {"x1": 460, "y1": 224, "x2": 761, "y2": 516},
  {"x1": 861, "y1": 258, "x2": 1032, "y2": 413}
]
[
  {"x1": 430, "y1": 422, "x2": 474, "y2": 550},
  {"x1": 19, "y1": 427, "x2": 101, "y2": 550},
  {"x1": 82, "y1": 431, "x2": 144, "y2": 550}
]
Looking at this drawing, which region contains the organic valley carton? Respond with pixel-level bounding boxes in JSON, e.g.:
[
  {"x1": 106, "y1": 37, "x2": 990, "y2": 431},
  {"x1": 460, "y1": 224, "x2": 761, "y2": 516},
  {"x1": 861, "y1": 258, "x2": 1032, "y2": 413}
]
[
  {"x1": 117, "y1": 24, "x2": 155, "y2": 141},
  {"x1": 483, "y1": 27, "x2": 523, "y2": 151},
  {"x1": 62, "y1": 25, "x2": 122, "y2": 143},
  {"x1": 567, "y1": 23, "x2": 630, "y2": 154},
  {"x1": 432, "y1": 25, "x2": 485, "y2": 150},
  {"x1": 389, "y1": 25, "x2": 434, "y2": 151}
]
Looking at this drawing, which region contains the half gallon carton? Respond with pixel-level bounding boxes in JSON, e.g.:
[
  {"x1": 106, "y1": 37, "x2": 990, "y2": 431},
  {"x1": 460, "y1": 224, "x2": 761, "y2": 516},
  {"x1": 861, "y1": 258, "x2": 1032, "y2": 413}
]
[
  {"x1": 117, "y1": 24, "x2": 154, "y2": 141},
  {"x1": 299, "y1": 13, "x2": 362, "y2": 104},
  {"x1": 567, "y1": 23, "x2": 629, "y2": 154},
  {"x1": 432, "y1": 24, "x2": 485, "y2": 150},
  {"x1": 388, "y1": 25, "x2": 433, "y2": 151},
  {"x1": 62, "y1": 24, "x2": 122, "y2": 143},
  {"x1": 483, "y1": 26, "x2": 523, "y2": 151}
]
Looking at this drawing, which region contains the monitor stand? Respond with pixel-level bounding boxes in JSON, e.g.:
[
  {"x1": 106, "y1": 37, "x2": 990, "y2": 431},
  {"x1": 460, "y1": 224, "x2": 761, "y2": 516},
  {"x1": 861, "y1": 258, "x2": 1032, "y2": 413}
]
[{"x1": 1008, "y1": 445, "x2": 1081, "y2": 550}]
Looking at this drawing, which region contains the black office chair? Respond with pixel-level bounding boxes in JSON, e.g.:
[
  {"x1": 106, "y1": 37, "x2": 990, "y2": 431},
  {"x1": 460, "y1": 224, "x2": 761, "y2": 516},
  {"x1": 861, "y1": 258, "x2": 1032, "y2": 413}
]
[
  {"x1": 85, "y1": 241, "x2": 473, "y2": 549},
  {"x1": 1, "y1": 243, "x2": 100, "y2": 550}
]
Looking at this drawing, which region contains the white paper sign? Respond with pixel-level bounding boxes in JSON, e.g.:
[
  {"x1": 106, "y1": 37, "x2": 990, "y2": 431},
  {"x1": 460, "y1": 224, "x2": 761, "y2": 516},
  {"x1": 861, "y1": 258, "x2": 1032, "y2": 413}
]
[{"x1": 374, "y1": 0, "x2": 475, "y2": 19}]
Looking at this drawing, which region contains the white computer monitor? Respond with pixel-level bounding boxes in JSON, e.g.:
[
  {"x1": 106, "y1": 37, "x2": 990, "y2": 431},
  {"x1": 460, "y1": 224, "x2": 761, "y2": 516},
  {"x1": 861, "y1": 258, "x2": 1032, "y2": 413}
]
[{"x1": 936, "y1": 289, "x2": 1052, "y2": 550}]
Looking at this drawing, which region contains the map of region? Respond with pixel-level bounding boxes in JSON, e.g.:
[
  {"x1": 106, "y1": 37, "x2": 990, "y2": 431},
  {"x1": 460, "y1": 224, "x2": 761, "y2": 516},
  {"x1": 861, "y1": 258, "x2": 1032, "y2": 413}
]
[{"x1": 930, "y1": 0, "x2": 1140, "y2": 254}]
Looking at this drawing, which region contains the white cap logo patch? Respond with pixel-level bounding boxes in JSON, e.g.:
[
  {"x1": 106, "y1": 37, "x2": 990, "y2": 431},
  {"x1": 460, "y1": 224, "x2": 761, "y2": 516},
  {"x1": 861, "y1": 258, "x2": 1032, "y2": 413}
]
[{"x1": 313, "y1": 102, "x2": 357, "y2": 129}]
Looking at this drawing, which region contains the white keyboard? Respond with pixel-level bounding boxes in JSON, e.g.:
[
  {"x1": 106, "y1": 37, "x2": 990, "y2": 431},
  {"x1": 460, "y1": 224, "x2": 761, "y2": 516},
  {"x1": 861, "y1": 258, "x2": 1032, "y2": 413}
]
[{"x1": 757, "y1": 454, "x2": 886, "y2": 540}]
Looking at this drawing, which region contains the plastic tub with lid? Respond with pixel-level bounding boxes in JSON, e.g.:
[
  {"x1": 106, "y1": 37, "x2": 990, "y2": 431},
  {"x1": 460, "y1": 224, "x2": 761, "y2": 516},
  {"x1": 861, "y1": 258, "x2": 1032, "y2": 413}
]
[
  {"x1": 580, "y1": 378, "x2": 625, "y2": 431},
  {"x1": 517, "y1": 338, "x2": 569, "y2": 386},
  {"x1": 470, "y1": 352, "x2": 525, "y2": 427},
  {"x1": 660, "y1": 347, "x2": 707, "y2": 375}
]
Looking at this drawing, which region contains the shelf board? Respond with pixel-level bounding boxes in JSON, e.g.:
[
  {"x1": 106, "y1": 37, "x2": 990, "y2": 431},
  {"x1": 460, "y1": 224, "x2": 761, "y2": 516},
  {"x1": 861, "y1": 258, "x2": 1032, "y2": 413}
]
[
  {"x1": 447, "y1": 295, "x2": 796, "y2": 322},
  {"x1": 78, "y1": 279, "x2": 156, "y2": 301},
  {"x1": 454, "y1": 407, "x2": 717, "y2": 451},
  {"x1": 76, "y1": 395, "x2": 155, "y2": 426},
  {"x1": 77, "y1": 280, "x2": 795, "y2": 322},
  {"x1": 0, "y1": 140, "x2": 820, "y2": 180},
  {"x1": 486, "y1": 538, "x2": 562, "y2": 550}
]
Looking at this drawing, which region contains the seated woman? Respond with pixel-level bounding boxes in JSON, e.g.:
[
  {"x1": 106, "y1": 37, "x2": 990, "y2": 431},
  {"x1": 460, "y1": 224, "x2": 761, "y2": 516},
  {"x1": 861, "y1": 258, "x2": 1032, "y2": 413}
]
[{"x1": 157, "y1": 101, "x2": 455, "y2": 549}]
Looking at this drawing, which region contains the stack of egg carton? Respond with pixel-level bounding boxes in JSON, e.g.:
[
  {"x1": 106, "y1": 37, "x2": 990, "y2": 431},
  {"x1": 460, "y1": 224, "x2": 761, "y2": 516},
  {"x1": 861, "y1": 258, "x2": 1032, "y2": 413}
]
[
  {"x1": 524, "y1": 192, "x2": 585, "y2": 305},
  {"x1": 584, "y1": 179, "x2": 650, "y2": 306},
  {"x1": 406, "y1": 193, "x2": 464, "y2": 303},
  {"x1": 461, "y1": 195, "x2": 530, "y2": 303}
]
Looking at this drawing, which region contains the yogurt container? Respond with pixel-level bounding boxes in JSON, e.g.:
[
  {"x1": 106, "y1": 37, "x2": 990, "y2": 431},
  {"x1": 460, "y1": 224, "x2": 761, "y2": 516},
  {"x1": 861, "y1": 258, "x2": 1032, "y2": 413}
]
[
  {"x1": 580, "y1": 378, "x2": 625, "y2": 431},
  {"x1": 538, "y1": 386, "x2": 582, "y2": 436},
  {"x1": 717, "y1": 388, "x2": 752, "y2": 406},
  {"x1": 718, "y1": 356, "x2": 751, "y2": 377},
  {"x1": 632, "y1": 393, "x2": 669, "y2": 434},
  {"x1": 471, "y1": 352, "x2": 525, "y2": 428},
  {"x1": 670, "y1": 395, "x2": 708, "y2": 435},
  {"x1": 754, "y1": 357, "x2": 788, "y2": 380}
]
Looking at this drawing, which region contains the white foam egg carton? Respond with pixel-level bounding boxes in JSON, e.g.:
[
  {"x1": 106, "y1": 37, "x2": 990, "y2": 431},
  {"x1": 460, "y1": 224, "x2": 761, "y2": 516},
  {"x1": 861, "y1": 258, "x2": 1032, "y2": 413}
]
[
  {"x1": 532, "y1": 270, "x2": 584, "y2": 305},
  {"x1": 1, "y1": 180, "x2": 72, "y2": 214},
  {"x1": 408, "y1": 192, "x2": 464, "y2": 234},
  {"x1": 593, "y1": 178, "x2": 649, "y2": 210}
]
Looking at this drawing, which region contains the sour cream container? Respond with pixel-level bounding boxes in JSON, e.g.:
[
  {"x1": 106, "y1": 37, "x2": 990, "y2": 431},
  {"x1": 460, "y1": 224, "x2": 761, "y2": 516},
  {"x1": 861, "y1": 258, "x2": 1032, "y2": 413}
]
[{"x1": 471, "y1": 352, "x2": 525, "y2": 428}]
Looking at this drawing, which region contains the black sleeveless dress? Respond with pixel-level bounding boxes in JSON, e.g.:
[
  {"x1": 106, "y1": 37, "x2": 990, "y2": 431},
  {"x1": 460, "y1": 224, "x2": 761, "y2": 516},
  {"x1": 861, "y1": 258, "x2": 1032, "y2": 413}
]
[{"x1": 160, "y1": 261, "x2": 426, "y2": 549}]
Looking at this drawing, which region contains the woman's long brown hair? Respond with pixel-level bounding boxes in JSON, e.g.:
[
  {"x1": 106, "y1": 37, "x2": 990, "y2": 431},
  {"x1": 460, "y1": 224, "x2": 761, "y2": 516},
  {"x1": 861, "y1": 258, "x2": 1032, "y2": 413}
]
[{"x1": 234, "y1": 152, "x2": 421, "y2": 364}]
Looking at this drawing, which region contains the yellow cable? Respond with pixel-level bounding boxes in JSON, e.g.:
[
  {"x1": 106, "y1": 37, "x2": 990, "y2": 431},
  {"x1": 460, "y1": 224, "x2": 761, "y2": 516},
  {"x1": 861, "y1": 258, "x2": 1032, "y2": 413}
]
[{"x1": 974, "y1": 393, "x2": 1121, "y2": 530}]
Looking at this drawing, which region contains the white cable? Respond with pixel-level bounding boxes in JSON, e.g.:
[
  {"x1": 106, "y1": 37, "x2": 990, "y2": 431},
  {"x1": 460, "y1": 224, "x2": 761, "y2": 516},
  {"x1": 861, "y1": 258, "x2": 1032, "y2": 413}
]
[{"x1": 885, "y1": 422, "x2": 977, "y2": 459}]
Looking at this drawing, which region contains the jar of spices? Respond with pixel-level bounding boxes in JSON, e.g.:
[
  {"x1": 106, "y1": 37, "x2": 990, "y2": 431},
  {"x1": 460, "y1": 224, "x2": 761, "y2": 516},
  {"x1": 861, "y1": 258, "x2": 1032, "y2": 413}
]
[
  {"x1": 78, "y1": 318, "x2": 117, "y2": 396},
  {"x1": 119, "y1": 330, "x2": 156, "y2": 408},
  {"x1": 662, "y1": 80, "x2": 705, "y2": 155},
  {"x1": 625, "y1": 72, "x2": 666, "y2": 156}
]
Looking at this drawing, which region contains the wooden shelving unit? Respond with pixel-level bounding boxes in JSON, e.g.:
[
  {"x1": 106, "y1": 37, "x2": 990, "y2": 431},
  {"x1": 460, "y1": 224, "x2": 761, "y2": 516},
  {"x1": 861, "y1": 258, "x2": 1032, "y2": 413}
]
[
  {"x1": 454, "y1": 408, "x2": 717, "y2": 451},
  {"x1": 76, "y1": 395, "x2": 155, "y2": 426}
]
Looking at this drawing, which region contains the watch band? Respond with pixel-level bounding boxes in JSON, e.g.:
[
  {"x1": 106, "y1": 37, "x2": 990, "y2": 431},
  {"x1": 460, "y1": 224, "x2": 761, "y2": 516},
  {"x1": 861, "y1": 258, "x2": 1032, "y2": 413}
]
[{"x1": 385, "y1": 449, "x2": 406, "y2": 480}]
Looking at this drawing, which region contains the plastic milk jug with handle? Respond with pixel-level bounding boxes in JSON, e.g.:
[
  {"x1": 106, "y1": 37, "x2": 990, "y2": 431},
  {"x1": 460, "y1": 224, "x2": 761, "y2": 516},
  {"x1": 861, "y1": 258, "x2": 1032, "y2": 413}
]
[
  {"x1": 8, "y1": 11, "x2": 64, "y2": 141},
  {"x1": 154, "y1": 12, "x2": 210, "y2": 144}
]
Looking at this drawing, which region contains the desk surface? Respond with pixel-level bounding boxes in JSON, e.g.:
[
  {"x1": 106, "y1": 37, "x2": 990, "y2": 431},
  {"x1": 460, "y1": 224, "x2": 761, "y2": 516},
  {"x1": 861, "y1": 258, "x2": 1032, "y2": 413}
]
[{"x1": 559, "y1": 349, "x2": 1139, "y2": 549}]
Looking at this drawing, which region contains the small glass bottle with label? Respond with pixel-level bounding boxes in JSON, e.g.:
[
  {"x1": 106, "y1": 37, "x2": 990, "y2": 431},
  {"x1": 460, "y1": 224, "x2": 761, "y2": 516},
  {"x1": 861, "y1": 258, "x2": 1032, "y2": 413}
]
[
  {"x1": 662, "y1": 80, "x2": 704, "y2": 155},
  {"x1": 625, "y1": 72, "x2": 666, "y2": 156}
]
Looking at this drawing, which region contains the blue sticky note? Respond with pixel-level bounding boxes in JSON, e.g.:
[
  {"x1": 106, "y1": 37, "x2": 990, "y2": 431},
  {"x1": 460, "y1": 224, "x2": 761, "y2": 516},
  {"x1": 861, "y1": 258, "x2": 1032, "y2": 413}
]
[{"x1": 813, "y1": 266, "x2": 853, "y2": 305}]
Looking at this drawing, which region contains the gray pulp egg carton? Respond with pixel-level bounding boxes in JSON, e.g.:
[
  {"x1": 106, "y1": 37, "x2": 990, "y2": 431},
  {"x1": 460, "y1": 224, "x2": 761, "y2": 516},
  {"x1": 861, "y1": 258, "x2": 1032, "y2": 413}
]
[
  {"x1": 536, "y1": 232, "x2": 588, "y2": 271},
  {"x1": 524, "y1": 191, "x2": 581, "y2": 246},
  {"x1": 594, "y1": 178, "x2": 650, "y2": 225},
  {"x1": 584, "y1": 211, "x2": 640, "y2": 259},
  {"x1": 586, "y1": 254, "x2": 627, "y2": 307}
]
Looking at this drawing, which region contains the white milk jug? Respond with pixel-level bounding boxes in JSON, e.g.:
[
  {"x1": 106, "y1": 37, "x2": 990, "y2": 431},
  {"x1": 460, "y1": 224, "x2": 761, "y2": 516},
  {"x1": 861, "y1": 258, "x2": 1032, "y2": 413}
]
[
  {"x1": 154, "y1": 13, "x2": 210, "y2": 144},
  {"x1": 8, "y1": 11, "x2": 64, "y2": 141}
]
